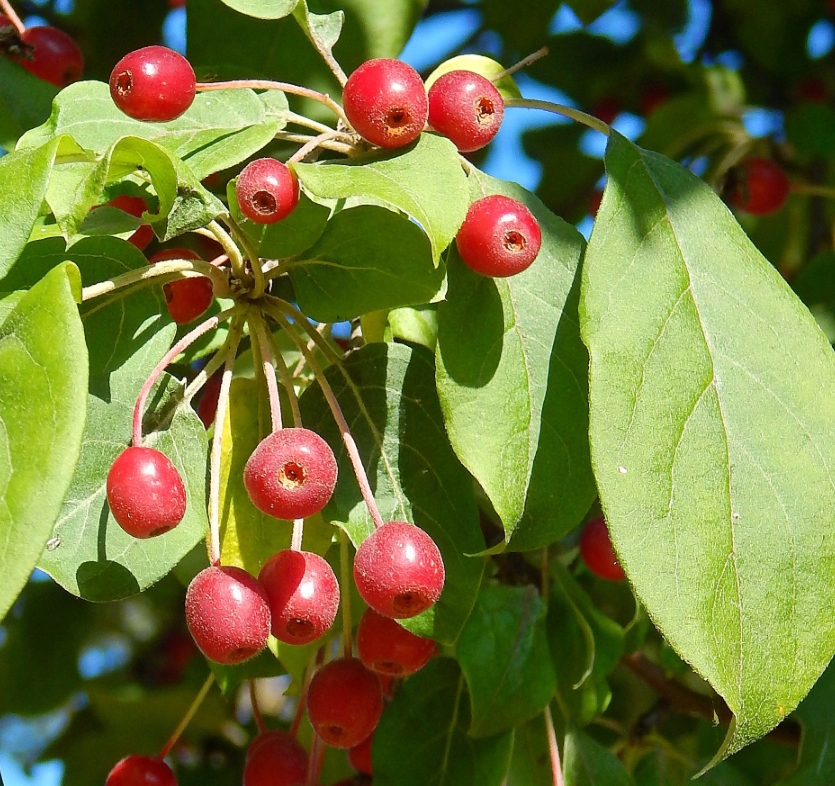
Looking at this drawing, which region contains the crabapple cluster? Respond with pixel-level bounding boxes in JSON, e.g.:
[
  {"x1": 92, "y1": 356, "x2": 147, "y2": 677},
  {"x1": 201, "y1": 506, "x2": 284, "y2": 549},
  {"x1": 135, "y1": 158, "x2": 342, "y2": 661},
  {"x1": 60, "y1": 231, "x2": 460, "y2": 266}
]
[{"x1": 93, "y1": 41, "x2": 551, "y2": 784}]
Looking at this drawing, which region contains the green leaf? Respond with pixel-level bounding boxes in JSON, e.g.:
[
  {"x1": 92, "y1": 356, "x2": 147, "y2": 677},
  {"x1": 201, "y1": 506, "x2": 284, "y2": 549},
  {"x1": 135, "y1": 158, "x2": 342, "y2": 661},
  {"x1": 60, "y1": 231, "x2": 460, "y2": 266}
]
[
  {"x1": 299, "y1": 342, "x2": 485, "y2": 644},
  {"x1": 219, "y1": 377, "x2": 333, "y2": 573},
  {"x1": 373, "y1": 658, "x2": 514, "y2": 786},
  {"x1": 504, "y1": 715, "x2": 556, "y2": 786},
  {"x1": 0, "y1": 291, "x2": 25, "y2": 327},
  {"x1": 18, "y1": 81, "x2": 288, "y2": 179},
  {"x1": 436, "y1": 170, "x2": 595, "y2": 549},
  {"x1": 457, "y1": 584, "x2": 556, "y2": 737},
  {"x1": 0, "y1": 263, "x2": 87, "y2": 621},
  {"x1": 548, "y1": 561, "x2": 624, "y2": 724},
  {"x1": 564, "y1": 726, "x2": 636, "y2": 786},
  {"x1": 564, "y1": 0, "x2": 618, "y2": 25},
  {"x1": 220, "y1": 0, "x2": 297, "y2": 19},
  {"x1": 293, "y1": 134, "x2": 469, "y2": 263},
  {"x1": 581, "y1": 131, "x2": 835, "y2": 762},
  {"x1": 288, "y1": 205, "x2": 446, "y2": 323},
  {"x1": 38, "y1": 239, "x2": 209, "y2": 601},
  {"x1": 0, "y1": 58, "x2": 58, "y2": 150},
  {"x1": 293, "y1": 0, "x2": 344, "y2": 58},
  {"x1": 388, "y1": 304, "x2": 438, "y2": 350},
  {"x1": 0, "y1": 137, "x2": 62, "y2": 279},
  {"x1": 229, "y1": 184, "x2": 330, "y2": 259}
]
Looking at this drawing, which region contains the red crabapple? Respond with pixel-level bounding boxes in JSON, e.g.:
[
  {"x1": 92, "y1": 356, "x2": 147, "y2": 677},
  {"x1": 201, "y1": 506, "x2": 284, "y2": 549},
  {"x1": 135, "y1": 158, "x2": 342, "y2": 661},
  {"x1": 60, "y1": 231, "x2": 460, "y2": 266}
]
[
  {"x1": 343, "y1": 59, "x2": 428, "y2": 148},
  {"x1": 236, "y1": 158, "x2": 300, "y2": 224},
  {"x1": 455, "y1": 195, "x2": 542, "y2": 277},
  {"x1": 104, "y1": 195, "x2": 155, "y2": 251},
  {"x1": 148, "y1": 248, "x2": 214, "y2": 325},
  {"x1": 106, "y1": 446, "x2": 186, "y2": 538},
  {"x1": 244, "y1": 428, "x2": 338, "y2": 520},
  {"x1": 18, "y1": 26, "x2": 84, "y2": 87},
  {"x1": 307, "y1": 658, "x2": 383, "y2": 748},
  {"x1": 109, "y1": 45, "x2": 196, "y2": 122},
  {"x1": 428, "y1": 70, "x2": 504, "y2": 152},
  {"x1": 353, "y1": 521, "x2": 444, "y2": 619},
  {"x1": 348, "y1": 731, "x2": 374, "y2": 775},
  {"x1": 357, "y1": 608, "x2": 436, "y2": 677},
  {"x1": 105, "y1": 755, "x2": 176, "y2": 786},
  {"x1": 579, "y1": 515, "x2": 626, "y2": 581},
  {"x1": 185, "y1": 566, "x2": 271, "y2": 665},
  {"x1": 258, "y1": 549, "x2": 340, "y2": 645},
  {"x1": 728, "y1": 157, "x2": 790, "y2": 216},
  {"x1": 243, "y1": 730, "x2": 308, "y2": 786}
]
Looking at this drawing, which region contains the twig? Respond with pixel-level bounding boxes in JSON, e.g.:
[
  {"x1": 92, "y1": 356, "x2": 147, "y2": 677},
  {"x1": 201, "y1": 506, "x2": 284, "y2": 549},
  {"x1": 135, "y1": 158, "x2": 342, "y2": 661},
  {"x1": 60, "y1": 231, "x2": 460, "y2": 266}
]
[
  {"x1": 249, "y1": 680, "x2": 267, "y2": 734},
  {"x1": 158, "y1": 673, "x2": 215, "y2": 758},
  {"x1": 273, "y1": 130, "x2": 355, "y2": 155},
  {"x1": 544, "y1": 705, "x2": 564, "y2": 786},
  {"x1": 82, "y1": 259, "x2": 228, "y2": 301},
  {"x1": 0, "y1": 0, "x2": 25, "y2": 34},
  {"x1": 493, "y1": 46, "x2": 549, "y2": 82},
  {"x1": 196, "y1": 80, "x2": 349, "y2": 126},
  {"x1": 248, "y1": 311, "x2": 282, "y2": 432},
  {"x1": 505, "y1": 97, "x2": 611, "y2": 136},
  {"x1": 288, "y1": 130, "x2": 346, "y2": 163},
  {"x1": 305, "y1": 733, "x2": 325, "y2": 786}
]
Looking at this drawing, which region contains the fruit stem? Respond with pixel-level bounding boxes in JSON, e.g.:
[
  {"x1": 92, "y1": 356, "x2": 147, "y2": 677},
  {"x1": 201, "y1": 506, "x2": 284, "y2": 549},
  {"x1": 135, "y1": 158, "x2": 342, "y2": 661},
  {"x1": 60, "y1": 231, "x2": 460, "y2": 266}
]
[
  {"x1": 248, "y1": 311, "x2": 282, "y2": 433},
  {"x1": 288, "y1": 130, "x2": 346, "y2": 164},
  {"x1": 505, "y1": 97, "x2": 611, "y2": 136},
  {"x1": 306, "y1": 733, "x2": 325, "y2": 786},
  {"x1": 81, "y1": 258, "x2": 229, "y2": 302},
  {"x1": 205, "y1": 220, "x2": 250, "y2": 287},
  {"x1": 158, "y1": 672, "x2": 215, "y2": 759},
  {"x1": 291, "y1": 648, "x2": 323, "y2": 739},
  {"x1": 294, "y1": 15, "x2": 348, "y2": 88},
  {"x1": 221, "y1": 214, "x2": 266, "y2": 299},
  {"x1": 196, "y1": 80, "x2": 350, "y2": 127},
  {"x1": 543, "y1": 705, "x2": 564, "y2": 786},
  {"x1": 249, "y1": 679, "x2": 267, "y2": 734},
  {"x1": 0, "y1": 0, "x2": 25, "y2": 35},
  {"x1": 790, "y1": 183, "x2": 835, "y2": 198},
  {"x1": 266, "y1": 303, "x2": 386, "y2": 531},
  {"x1": 132, "y1": 306, "x2": 242, "y2": 447},
  {"x1": 291, "y1": 518, "x2": 304, "y2": 551},
  {"x1": 339, "y1": 528, "x2": 353, "y2": 658},
  {"x1": 182, "y1": 338, "x2": 231, "y2": 407},
  {"x1": 274, "y1": 130, "x2": 356, "y2": 156},
  {"x1": 265, "y1": 330, "x2": 302, "y2": 427},
  {"x1": 208, "y1": 313, "x2": 248, "y2": 566},
  {"x1": 493, "y1": 46, "x2": 549, "y2": 82}
]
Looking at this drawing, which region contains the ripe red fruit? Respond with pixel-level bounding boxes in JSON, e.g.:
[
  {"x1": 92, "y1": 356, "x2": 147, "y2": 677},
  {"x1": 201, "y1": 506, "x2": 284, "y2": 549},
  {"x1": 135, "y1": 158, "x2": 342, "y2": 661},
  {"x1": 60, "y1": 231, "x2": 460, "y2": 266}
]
[
  {"x1": 428, "y1": 70, "x2": 504, "y2": 152},
  {"x1": 104, "y1": 195, "x2": 155, "y2": 251},
  {"x1": 106, "y1": 446, "x2": 186, "y2": 538},
  {"x1": 244, "y1": 428, "x2": 338, "y2": 520},
  {"x1": 728, "y1": 157, "x2": 790, "y2": 216},
  {"x1": 590, "y1": 97, "x2": 620, "y2": 125},
  {"x1": 236, "y1": 158, "x2": 300, "y2": 224},
  {"x1": 455, "y1": 194, "x2": 542, "y2": 278},
  {"x1": 307, "y1": 658, "x2": 383, "y2": 748},
  {"x1": 353, "y1": 521, "x2": 444, "y2": 619},
  {"x1": 109, "y1": 45, "x2": 196, "y2": 122},
  {"x1": 243, "y1": 730, "x2": 308, "y2": 786},
  {"x1": 17, "y1": 26, "x2": 84, "y2": 87},
  {"x1": 196, "y1": 373, "x2": 223, "y2": 428},
  {"x1": 579, "y1": 515, "x2": 626, "y2": 582},
  {"x1": 105, "y1": 755, "x2": 176, "y2": 786},
  {"x1": 357, "y1": 608, "x2": 436, "y2": 677},
  {"x1": 348, "y1": 731, "x2": 374, "y2": 775},
  {"x1": 259, "y1": 549, "x2": 340, "y2": 645},
  {"x1": 185, "y1": 566, "x2": 271, "y2": 665},
  {"x1": 148, "y1": 248, "x2": 214, "y2": 325},
  {"x1": 343, "y1": 59, "x2": 428, "y2": 149}
]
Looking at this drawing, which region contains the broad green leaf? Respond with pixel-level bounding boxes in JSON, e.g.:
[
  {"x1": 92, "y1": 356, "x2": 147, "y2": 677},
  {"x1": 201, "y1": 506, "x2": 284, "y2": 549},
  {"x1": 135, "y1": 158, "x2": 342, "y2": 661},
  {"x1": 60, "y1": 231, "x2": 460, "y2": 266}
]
[
  {"x1": 219, "y1": 377, "x2": 332, "y2": 573},
  {"x1": 548, "y1": 561, "x2": 624, "y2": 725},
  {"x1": 581, "y1": 131, "x2": 835, "y2": 762},
  {"x1": 0, "y1": 263, "x2": 87, "y2": 621},
  {"x1": 564, "y1": 726, "x2": 635, "y2": 786},
  {"x1": 288, "y1": 205, "x2": 446, "y2": 323},
  {"x1": 18, "y1": 81, "x2": 288, "y2": 179},
  {"x1": 299, "y1": 342, "x2": 485, "y2": 644},
  {"x1": 0, "y1": 581, "x2": 92, "y2": 716},
  {"x1": 373, "y1": 658, "x2": 514, "y2": 786},
  {"x1": 0, "y1": 137, "x2": 61, "y2": 279},
  {"x1": 229, "y1": 184, "x2": 329, "y2": 259},
  {"x1": 565, "y1": 0, "x2": 618, "y2": 25},
  {"x1": 436, "y1": 170, "x2": 595, "y2": 549},
  {"x1": 220, "y1": 0, "x2": 297, "y2": 19},
  {"x1": 38, "y1": 240, "x2": 209, "y2": 601},
  {"x1": 293, "y1": 0, "x2": 344, "y2": 60},
  {"x1": 504, "y1": 715, "x2": 556, "y2": 786},
  {"x1": 388, "y1": 304, "x2": 438, "y2": 350},
  {"x1": 425, "y1": 55, "x2": 522, "y2": 101},
  {"x1": 0, "y1": 291, "x2": 25, "y2": 327},
  {"x1": 293, "y1": 134, "x2": 469, "y2": 263},
  {"x1": 0, "y1": 58, "x2": 58, "y2": 150},
  {"x1": 776, "y1": 660, "x2": 835, "y2": 785},
  {"x1": 457, "y1": 584, "x2": 556, "y2": 737}
]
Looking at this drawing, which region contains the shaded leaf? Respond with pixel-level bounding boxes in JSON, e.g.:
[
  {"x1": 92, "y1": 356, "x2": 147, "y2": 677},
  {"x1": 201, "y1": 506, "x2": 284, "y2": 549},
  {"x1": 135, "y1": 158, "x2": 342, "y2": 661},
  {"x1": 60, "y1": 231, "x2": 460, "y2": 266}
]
[
  {"x1": 0, "y1": 263, "x2": 88, "y2": 621},
  {"x1": 564, "y1": 726, "x2": 635, "y2": 786},
  {"x1": 0, "y1": 58, "x2": 58, "y2": 150},
  {"x1": 220, "y1": 0, "x2": 297, "y2": 19},
  {"x1": 581, "y1": 131, "x2": 835, "y2": 762}
]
